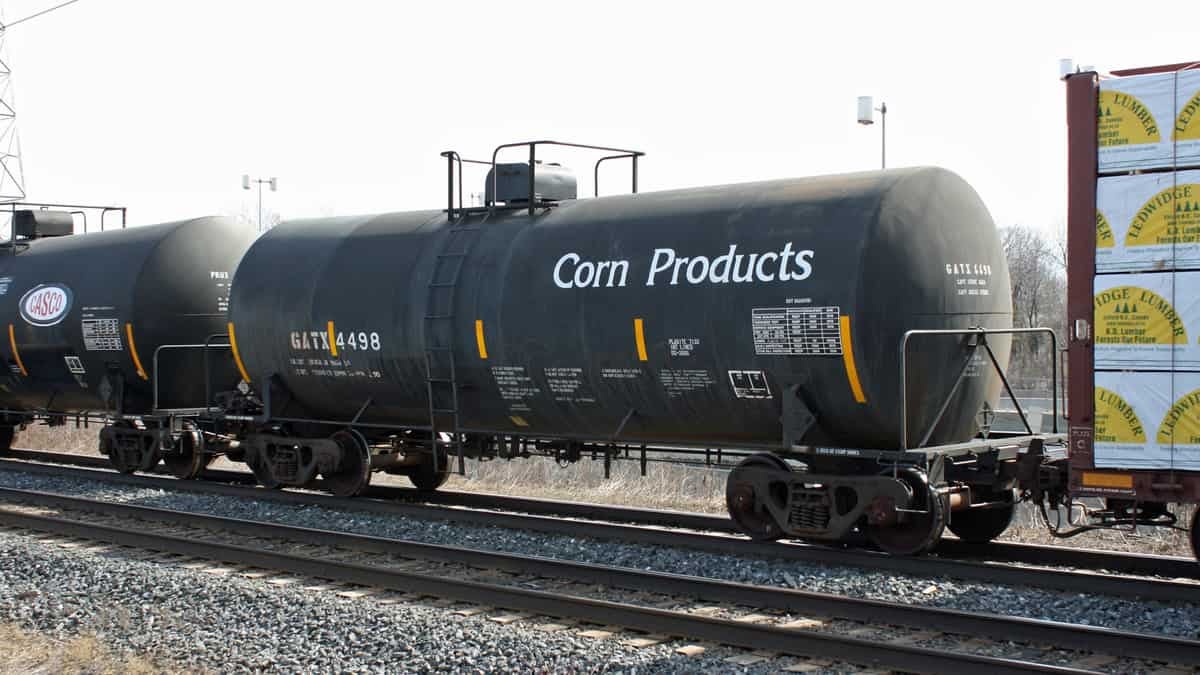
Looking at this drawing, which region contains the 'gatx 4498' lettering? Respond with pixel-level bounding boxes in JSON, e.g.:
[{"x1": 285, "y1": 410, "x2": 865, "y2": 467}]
[{"x1": 290, "y1": 329, "x2": 382, "y2": 352}]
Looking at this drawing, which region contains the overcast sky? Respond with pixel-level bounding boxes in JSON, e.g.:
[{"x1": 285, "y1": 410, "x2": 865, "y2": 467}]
[{"x1": 1, "y1": 0, "x2": 1197, "y2": 234}]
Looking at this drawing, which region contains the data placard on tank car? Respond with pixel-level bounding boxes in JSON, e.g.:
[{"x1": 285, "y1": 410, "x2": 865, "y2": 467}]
[
  {"x1": 1098, "y1": 69, "x2": 1200, "y2": 172},
  {"x1": 751, "y1": 306, "x2": 843, "y2": 356},
  {"x1": 1094, "y1": 370, "x2": 1200, "y2": 471},
  {"x1": 1093, "y1": 271, "x2": 1200, "y2": 370},
  {"x1": 1097, "y1": 170, "x2": 1200, "y2": 272}
]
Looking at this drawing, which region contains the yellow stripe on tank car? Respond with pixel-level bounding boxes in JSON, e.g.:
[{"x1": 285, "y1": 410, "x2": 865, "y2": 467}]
[
  {"x1": 228, "y1": 322, "x2": 252, "y2": 384},
  {"x1": 7, "y1": 324, "x2": 26, "y2": 376},
  {"x1": 638, "y1": 317, "x2": 648, "y2": 360},
  {"x1": 475, "y1": 319, "x2": 488, "y2": 359},
  {"x1": 125, "y1": 323, "x2": 149, "y2": 381},
  {"x1": 327, "y1": 321, "x2": 338, "y2": 357},
  {"x1": 839, "y1": 315, "x2": 866, "y2": 404}
]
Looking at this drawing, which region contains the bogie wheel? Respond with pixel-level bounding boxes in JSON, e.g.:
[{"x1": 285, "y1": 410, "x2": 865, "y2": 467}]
[
  {"x1": 947, "y1": 491, "x2": 1016, "y2": 544},
  {"x1": 162, "y1": 429, "x2": 212, "y2": 480},
  {"x1": 408, "y1": 451, "x2": 451, "y2": 492},
  {"x1": 98, "y1": 431, "x2": 129, "y2": 474},
  {"x1": 1191, "y1": 510, "x2": 1199, "y2": 562},
  {"x1": 725, "y1": 453, "x2": 790, "y2": 541},
  {"x1": 248, "y1": 451, "x2": 282, "y2": 490},
  {"x1": 0, "y1": 425, "x2": 17, "y2": 453},
  {"x1": 324, "y1": 429, "x2": 372, "y2": 497},
  {"x1": 866, "y1": 471, "x2": 947, "y2": 556},
  {"x1": 102, "y1": 423, "x2": 158, "y2": 475}
]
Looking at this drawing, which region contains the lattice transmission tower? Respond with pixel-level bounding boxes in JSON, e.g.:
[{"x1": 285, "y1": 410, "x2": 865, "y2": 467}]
[{"x1": 0, "y1": 22, "x2": 26, "y2": 204}]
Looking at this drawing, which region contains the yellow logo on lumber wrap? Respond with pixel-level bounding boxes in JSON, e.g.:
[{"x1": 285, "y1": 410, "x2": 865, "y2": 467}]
[
  {"x1": 1095, "y1": 387, "x2": 1146, "y2": 443},
  {"x1": 1096, "y1": 210, "x2": 1115, "y2": 248},
  {"x1": 1094, "y1": 286, "x2": 1188, "y2": 345},
  {"x1": 1125, "y1": 184, "x2": 1200, "y2": 246},
  {"x1": 1098, "y1": 90, "x2": 1161, "y2": 147},
  {"x1": 1176, "y1": 91, "x2": 1200, "y2": 141},
  {"x1": 1157, "y1": 388, "x2": 1200, "y2": 445}
]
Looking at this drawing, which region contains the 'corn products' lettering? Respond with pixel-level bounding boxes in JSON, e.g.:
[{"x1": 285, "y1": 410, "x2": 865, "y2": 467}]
[{"x1": 553, "y1": 243, "x2": 814, "y2": 289}]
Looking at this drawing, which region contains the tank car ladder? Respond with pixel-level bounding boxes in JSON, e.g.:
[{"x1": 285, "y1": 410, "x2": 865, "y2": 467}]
[{"x1": 422, "y1": 215, "x2": 483, "y2": 475}]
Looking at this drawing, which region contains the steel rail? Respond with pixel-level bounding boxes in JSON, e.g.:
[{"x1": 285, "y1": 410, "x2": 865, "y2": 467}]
[
  {"x1": 0, "y1": 503, "x2": 1098, "y2": 674},
  {"x1": 8, "y1": 450, "x2": 1200, "y2": 579},
  {"x1": 8, "y1": 449, "x2": 1196, "y2": 579},
  {"x1": 0, "y1": 457, "x2": 1195, "y2": 604},
  {"x1": 2, "y1": 486, "x2": 1196, "y2": 666}
]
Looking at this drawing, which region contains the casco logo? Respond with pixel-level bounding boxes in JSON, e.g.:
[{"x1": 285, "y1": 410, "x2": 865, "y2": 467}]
[{"x1": 19, "y1": 284, "x2": 72, "y2": 327}]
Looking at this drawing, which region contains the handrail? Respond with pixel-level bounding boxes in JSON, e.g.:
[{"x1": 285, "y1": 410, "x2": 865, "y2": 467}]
[
  {"x1": 152, "y1": 341, "x2": 232, "y2": 413},
  {"x1": 488, "y1": 140, "x2": 645, "y2": 216},
  {"x1": 100, "y1": 206, "x2": 127, "y2": 230},
  {"x1": 438, "y1": 151, "x2": 491, "y2": 218},
  {"x1": 1, "y1": 202, "x2": 127, "y2": 236},
  {"x1": 898, "y1": 327, "x2": 1059, "y2": 450},
  {"x1": 594, "y1": 153, "x2": 640, "y2": 197}
]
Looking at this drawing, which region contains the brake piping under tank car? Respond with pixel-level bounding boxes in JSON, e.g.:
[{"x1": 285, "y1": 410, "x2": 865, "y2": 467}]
[{"x1": 206, "y1": 141, "x2": 1049, "y2": 555}]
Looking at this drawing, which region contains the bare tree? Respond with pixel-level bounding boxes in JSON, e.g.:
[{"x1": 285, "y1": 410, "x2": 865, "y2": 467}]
[
  {"x1": 224, "y1": 204, "x2": 281, "y2": 233},
  {"x1": 1001, "y1": 225, "x2": 1066, "y2": 388}
]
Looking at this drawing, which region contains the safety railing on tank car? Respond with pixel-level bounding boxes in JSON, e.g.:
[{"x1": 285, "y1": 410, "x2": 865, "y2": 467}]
[
  {"x1": 152, "y1": 342, "x2": 232, "y2": 414},
  {"x1": 898, "y1": 327, "x2": 1060, "y2": 451},
  {"x1": 439, "y1": 141, "x2": 645, "y2": 219},
  {"x1": 439, "y1": 152, "x2": 493, "y2": 217},
  {"x1": 2, "y1": 202, "x2": 127, "y2": 234}
]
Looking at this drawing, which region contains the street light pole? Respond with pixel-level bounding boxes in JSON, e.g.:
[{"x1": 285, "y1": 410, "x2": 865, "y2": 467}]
[
  {"x1": 878, "y1": 99, "x2": 888, "y2": 169},
  {"x1": 856, "y1": 96, "x2": 888, "y2": 169},
  {"x1": 241, "y1": 175, "x2": 278, "y2": 232}
]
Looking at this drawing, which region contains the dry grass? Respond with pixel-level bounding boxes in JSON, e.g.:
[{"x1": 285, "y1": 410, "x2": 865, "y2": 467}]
[
  {"x1": 0, "y1": 623, "x2": 169, "y2": 674},
  {"x1": 1002, "y1": 499, "x2": 1196, "y2": 557},
  {"x1": 442, "y1": 455, "x2": 728, "y2": 514},
  {"x1": 16, "y1": 424, "x2": 96, "y2": 455},
  {"x1": 9, "y1": 426, "x2": 1197, "y2": 556}
]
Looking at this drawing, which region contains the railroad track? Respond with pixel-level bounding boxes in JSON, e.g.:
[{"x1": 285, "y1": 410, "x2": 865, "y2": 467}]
[
  {"x1": 2, "y1": 486, "x2": 1197, "y2": 673},
  {"x1": 6, "y1": 448, "x2": 1194, "y2": 581},
  {"x1": 1, "y1": 450, "x2": 1197, "y2": 604}
]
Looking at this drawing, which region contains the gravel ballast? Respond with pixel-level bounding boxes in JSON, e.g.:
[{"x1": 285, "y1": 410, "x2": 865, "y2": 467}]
[
  {"x1": 0, "y1": 530, "x2": 773, "y2": 673},
  {"x1": 0, "y1": 468, "x2": 1197, "y2": 642}
]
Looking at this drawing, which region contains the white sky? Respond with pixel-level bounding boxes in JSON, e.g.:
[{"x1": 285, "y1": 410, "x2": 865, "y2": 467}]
[{"x1": 2, "y1": 0, "x2": 1198, "y2": 234}]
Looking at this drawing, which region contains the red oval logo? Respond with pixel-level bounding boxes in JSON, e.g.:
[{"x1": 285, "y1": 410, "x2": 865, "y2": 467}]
[{"x1": 19, "y1": 284, "x2": 72, "y2": 326}]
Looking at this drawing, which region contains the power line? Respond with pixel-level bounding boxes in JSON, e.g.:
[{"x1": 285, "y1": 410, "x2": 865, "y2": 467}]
[{"x1": 1, "y1": 0, "x2": 84, "y2": 31}]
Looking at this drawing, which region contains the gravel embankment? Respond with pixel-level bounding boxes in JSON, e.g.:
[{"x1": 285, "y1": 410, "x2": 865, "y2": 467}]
[
  {"x1": 0, "y1": 468, "x2": 1197, "y2": 642},
  {"x1": 0, "y1": 530, "x2": 777, "y2": 673}
]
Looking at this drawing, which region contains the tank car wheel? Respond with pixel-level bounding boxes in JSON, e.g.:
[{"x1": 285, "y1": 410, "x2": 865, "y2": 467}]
[
  {"x1": 726, "y1": 454, "x2": 790, "y2": 541},
  {"x1": 866, "y1": 471, "x2": 947, "y2": 556},
  {"x1": 102, "y1": 424, "x2": 160, "y2": 475},
  {"x1": 162, "y1": 429, "x2": 211, "y2": 480},
  {"x1": 1191, "y1": 511, "x2": 1200, "y2": 562},
  {"x1": 324, "y1": 430, "x2": 372, "y2": 498},
  {"x1": 247, "y1": 447, "x2": 283, "y2": 490},
  {"x1": 947, "y1": 492, "x2": 1015, "y2": 544},
  {"x1": 407, "y1": 451, "x2": 451, "y2": 492},
  {"x1": 0, "y1": 425, "x2": 17, "y2": 454}
]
